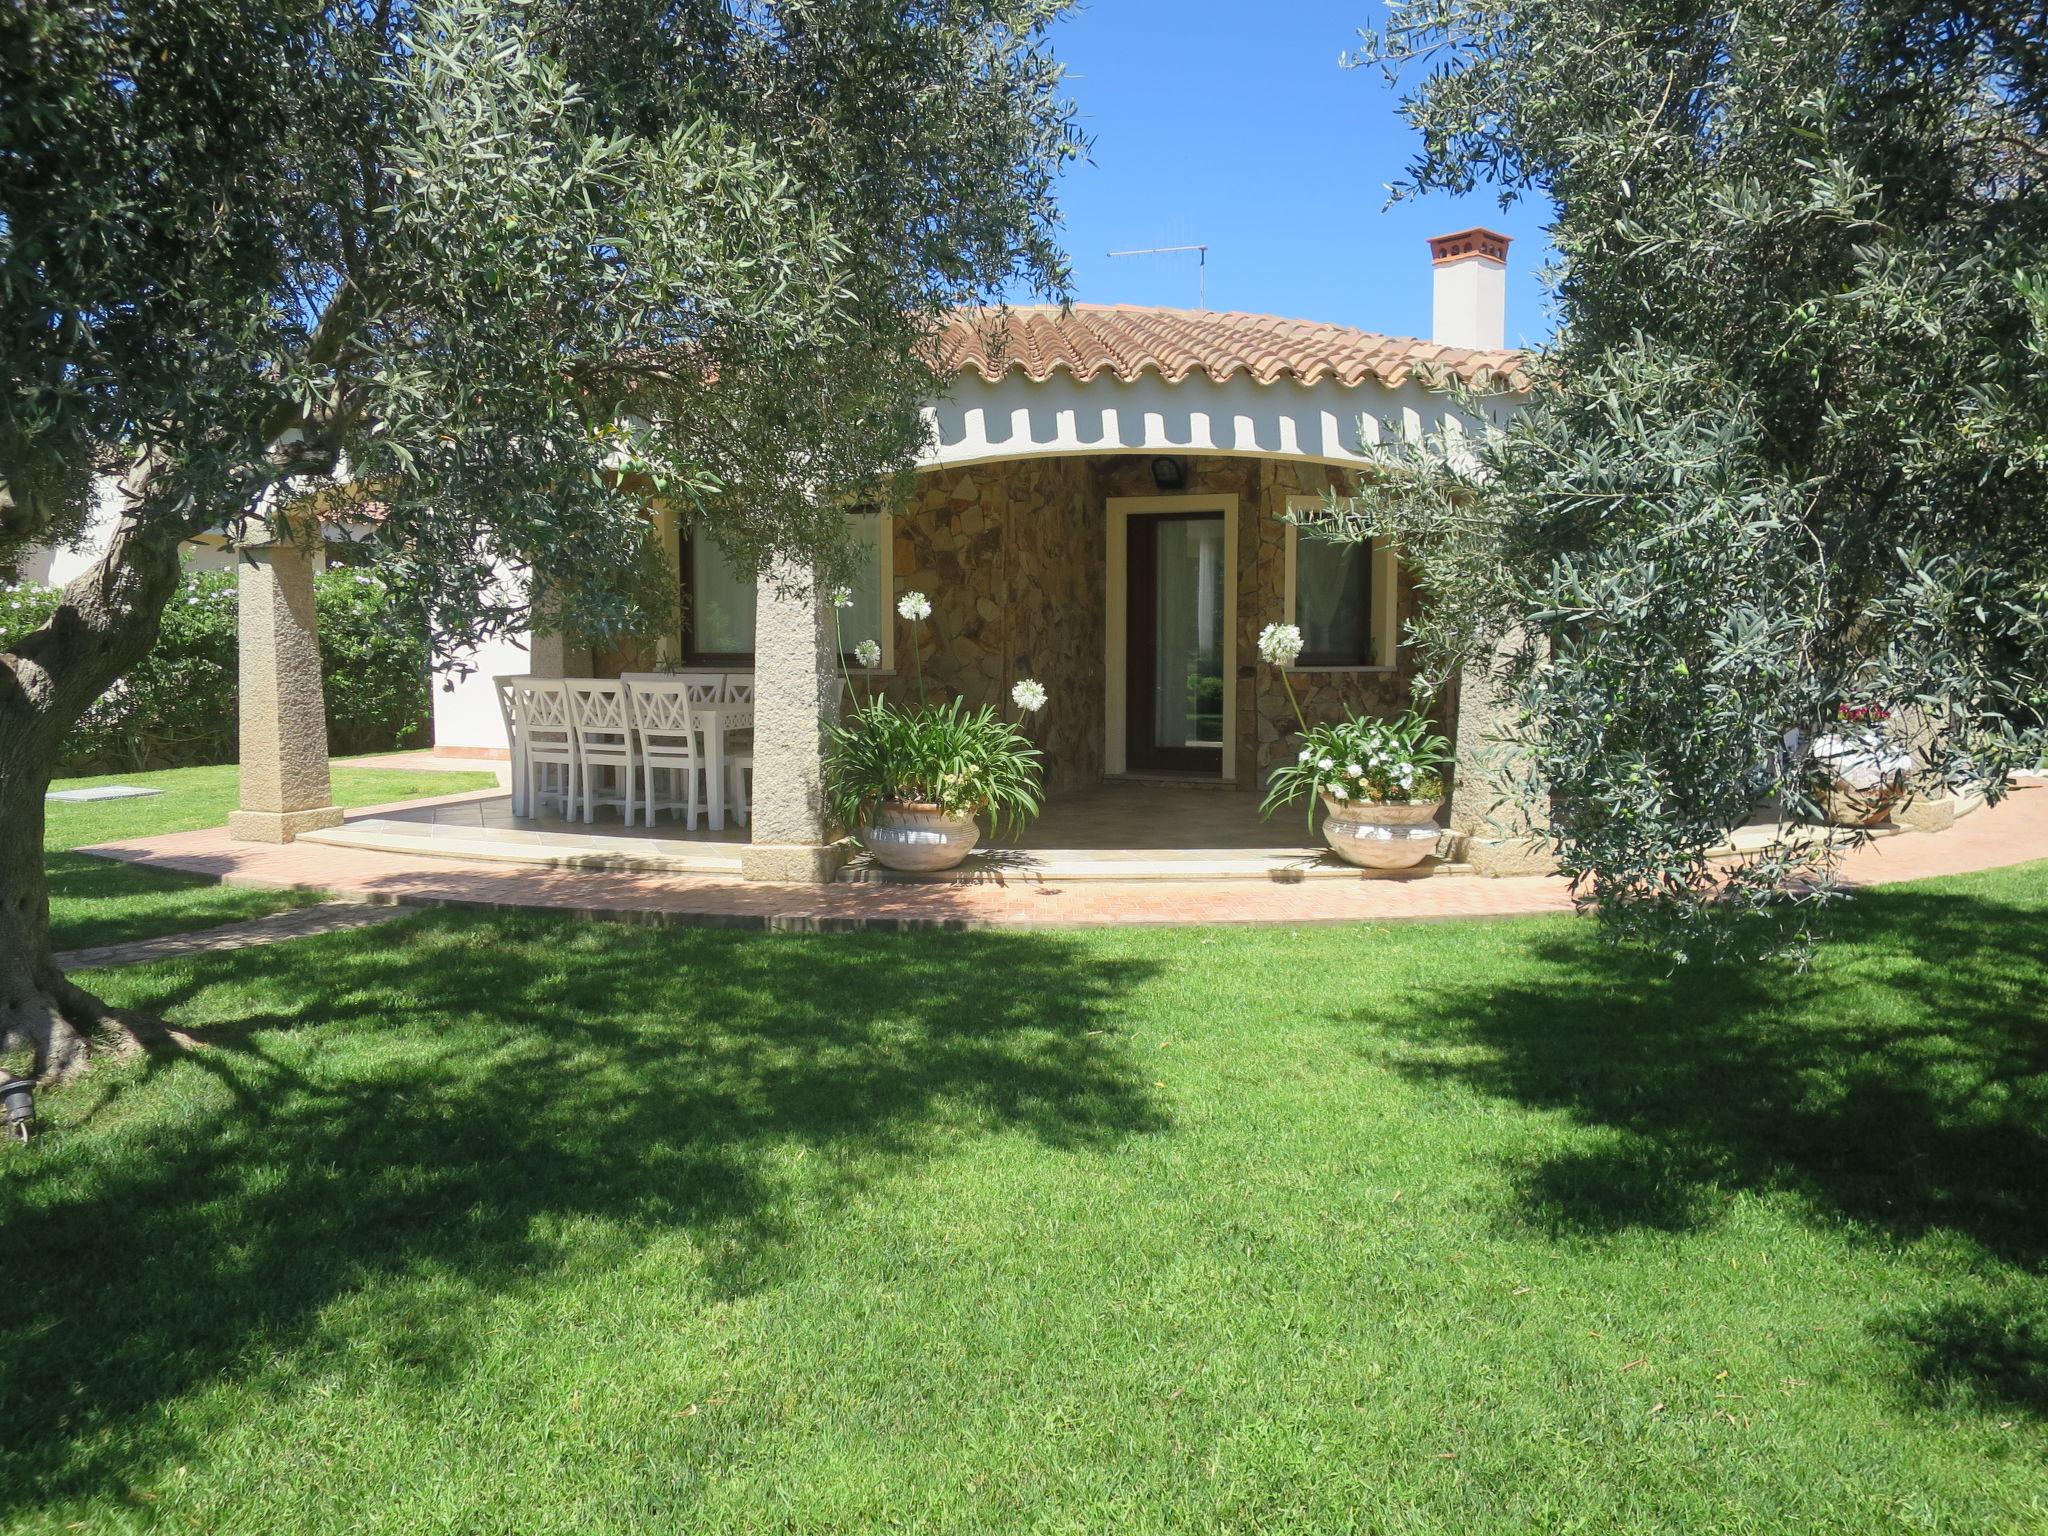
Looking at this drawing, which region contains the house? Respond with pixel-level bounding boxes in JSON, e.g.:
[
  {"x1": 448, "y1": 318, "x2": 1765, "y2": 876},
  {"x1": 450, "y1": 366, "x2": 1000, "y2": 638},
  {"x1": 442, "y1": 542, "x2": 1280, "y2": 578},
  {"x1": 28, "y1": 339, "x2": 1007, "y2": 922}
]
[{"x1": 227, "y1": 229, "x2": 1554, "y2": 878}]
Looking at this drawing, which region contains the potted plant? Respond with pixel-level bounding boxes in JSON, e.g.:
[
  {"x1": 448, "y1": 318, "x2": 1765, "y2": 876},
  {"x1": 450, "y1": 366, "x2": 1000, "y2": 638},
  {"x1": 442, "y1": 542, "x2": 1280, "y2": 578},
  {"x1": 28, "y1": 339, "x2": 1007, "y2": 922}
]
[
  {"x1": 1256, "y1": 622, "x2": 1450, "y2": 869},
  {"x1": 823, "y1": 591, "x2": 1048, "y2": 872},
  {"x1": 1805, "y1": 704, "x2": 1914, "y2": 826}
]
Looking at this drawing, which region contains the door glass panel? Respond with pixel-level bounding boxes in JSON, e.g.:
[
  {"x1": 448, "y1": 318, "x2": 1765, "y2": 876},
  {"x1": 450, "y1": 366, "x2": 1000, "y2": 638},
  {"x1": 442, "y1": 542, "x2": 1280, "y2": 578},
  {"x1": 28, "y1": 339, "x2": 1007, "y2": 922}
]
[{"x1": 1151, "y1": 516, "x2": 1226, "y2": 751}]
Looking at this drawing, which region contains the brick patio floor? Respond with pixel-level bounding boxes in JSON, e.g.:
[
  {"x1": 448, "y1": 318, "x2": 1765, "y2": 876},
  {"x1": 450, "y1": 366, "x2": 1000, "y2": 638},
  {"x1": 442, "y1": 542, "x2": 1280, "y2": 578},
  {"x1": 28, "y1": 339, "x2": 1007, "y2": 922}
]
[{"x1": 77, "y1": 780, "x2": 2046, "y2": 933}]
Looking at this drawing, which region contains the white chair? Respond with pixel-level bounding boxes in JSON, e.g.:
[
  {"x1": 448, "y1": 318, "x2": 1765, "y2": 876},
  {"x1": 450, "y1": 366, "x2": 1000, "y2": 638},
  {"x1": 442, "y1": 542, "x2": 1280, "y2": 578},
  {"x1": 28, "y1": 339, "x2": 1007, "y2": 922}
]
[
  {"x1": 624, "y1": 680, "x2": 703, "y2": 829},
  {"x1": 493, "y1": 675, "x2": 526, "y2": 817},
  {"x1": 513, "y1": 679, "x2": 576, "y2": 819},
  {"x1": 662, "y1": 677, "x2": 752, "y2": 826},
  {"x1": 717, "y1": 675, "x2": 755, "y2": 824},
  {"x1": 565, "y1": 680, "x2": 641, "y2": 825}
]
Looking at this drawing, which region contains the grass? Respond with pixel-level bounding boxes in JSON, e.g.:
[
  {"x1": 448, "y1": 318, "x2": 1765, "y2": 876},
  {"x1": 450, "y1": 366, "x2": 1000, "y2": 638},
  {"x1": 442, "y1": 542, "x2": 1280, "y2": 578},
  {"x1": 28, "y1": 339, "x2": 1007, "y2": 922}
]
[
  {"x1": 42, "y1": 760, "x2": 496, "y2": 953},
  {"x1": 2, "y1": 858, "x2": 2044, "y2": 1532}
]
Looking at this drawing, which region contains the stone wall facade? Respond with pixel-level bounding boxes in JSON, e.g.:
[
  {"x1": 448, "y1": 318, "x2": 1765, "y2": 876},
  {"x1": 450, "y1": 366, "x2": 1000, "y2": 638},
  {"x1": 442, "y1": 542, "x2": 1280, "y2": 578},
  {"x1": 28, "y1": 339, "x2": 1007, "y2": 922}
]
[
  {"x1": 875, "y1": 457, "x2": 1101, "y2": 790},
  {"x1": 872, "y1": 453, "x2": 1445, "y2": 795}
]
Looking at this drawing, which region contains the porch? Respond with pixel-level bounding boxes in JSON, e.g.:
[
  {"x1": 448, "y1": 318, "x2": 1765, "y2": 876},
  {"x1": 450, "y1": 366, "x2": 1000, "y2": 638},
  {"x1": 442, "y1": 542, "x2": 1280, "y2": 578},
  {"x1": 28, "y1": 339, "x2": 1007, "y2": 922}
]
[{"x1": 295, "y1": 779, "x2": 1465, "y2": 883}]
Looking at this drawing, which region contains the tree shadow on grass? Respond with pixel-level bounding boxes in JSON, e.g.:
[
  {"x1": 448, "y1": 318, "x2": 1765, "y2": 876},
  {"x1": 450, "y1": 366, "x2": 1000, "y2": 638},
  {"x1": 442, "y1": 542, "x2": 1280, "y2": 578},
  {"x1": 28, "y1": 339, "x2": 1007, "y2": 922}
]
[
  {"x1": 1878, "y1": 1294, "x2": 2048, "y2": 1417},
  {"x1": 44, "y1": 850, "x2": 315, "y2": 951},
  {"x1": 1349, "y1": 876, "x2": 2048, "y2": 1404},
  {"x1": 0, "y1": 912, "x2": 1165, "y2": 1514}
]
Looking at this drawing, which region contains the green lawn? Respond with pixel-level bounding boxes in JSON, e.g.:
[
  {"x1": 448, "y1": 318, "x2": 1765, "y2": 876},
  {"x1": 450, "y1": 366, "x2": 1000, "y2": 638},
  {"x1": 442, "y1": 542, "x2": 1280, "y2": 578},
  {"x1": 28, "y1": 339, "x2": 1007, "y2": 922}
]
[
  {"x1": 43, "y1": 760, "x2": 496, "y2": 952},
  {"x1": 4, "y1": 859, "x2": 2044, "y2": 1532}
]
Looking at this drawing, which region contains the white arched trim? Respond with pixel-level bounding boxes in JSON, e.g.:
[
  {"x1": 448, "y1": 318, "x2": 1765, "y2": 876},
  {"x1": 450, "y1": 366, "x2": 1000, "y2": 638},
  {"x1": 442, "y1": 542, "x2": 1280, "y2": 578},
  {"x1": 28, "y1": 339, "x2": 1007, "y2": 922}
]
[{"x1": 916, "y1": 370, "x2": 1513, "y2": 472}]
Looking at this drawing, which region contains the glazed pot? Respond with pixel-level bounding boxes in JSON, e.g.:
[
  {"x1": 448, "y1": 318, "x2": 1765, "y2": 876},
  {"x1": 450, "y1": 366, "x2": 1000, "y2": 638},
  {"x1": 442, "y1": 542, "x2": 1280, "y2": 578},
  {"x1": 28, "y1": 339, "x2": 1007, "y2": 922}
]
[
  {"x1": 860, "y1": 801, "x2": 982, "y2": 872},
  {"x1": 1319, "y1": 794, "x2": 1444, "y2": 870}
]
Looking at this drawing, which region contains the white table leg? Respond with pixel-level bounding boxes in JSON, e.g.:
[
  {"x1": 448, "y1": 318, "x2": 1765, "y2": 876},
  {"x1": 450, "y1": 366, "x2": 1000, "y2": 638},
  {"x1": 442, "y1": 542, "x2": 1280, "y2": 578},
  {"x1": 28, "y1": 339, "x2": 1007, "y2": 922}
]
[{"x1": 705, "y1": 708, "x2": 726, "y2": 831}]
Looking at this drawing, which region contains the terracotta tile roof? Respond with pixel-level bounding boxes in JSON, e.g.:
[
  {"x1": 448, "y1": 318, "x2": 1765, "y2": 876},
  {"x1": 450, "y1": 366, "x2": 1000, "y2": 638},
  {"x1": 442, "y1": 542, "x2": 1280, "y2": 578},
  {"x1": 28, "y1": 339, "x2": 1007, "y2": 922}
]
[{"x1": 926, "y1": 304, "x2": 1528, "y2": 391}]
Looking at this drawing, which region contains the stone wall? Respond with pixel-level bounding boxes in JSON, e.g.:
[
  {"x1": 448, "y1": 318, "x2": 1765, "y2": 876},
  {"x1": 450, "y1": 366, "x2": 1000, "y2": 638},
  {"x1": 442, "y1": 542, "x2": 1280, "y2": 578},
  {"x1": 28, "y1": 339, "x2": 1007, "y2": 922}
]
[
  {"x1": 879, "y1": 454, "x2": 1442, "y2": 795},
  {"x1": 877, "y1": 457, "x2": 1101, "y2": 789}
]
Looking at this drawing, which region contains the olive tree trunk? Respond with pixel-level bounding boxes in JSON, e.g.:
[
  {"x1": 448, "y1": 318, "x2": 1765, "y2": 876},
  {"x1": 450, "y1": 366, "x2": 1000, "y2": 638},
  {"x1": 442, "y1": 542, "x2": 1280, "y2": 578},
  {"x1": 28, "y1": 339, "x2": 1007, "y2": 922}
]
[{"x1": 0, "y1": 456, "x2": 193, "y2": 1079}]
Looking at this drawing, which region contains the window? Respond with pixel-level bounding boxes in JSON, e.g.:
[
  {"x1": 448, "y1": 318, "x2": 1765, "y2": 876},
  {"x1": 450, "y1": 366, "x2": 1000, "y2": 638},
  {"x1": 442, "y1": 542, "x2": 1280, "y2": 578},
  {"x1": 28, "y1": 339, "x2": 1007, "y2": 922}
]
[
  {"x1": 1283, "y1": 498, "x2": 1398, "y2": 669},
  {"x1": 681, "y1": 510, "x2": 891, "y2": 667}
]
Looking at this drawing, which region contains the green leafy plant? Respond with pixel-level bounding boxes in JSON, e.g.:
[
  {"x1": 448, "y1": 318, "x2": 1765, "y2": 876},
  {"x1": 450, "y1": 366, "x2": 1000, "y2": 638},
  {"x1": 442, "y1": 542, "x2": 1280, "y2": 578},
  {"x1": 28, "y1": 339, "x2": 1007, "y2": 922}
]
[
  {"x1": 314, "y1": 568, "x2": 431, "y2": 756},
  {"x1": 825, "y1": 697, "x2": 1045, "y2": 841},
  {"x1": 1261, "y1": 712, "x2": 1450, "y2": 825},
  {"x1": 1, "y1": 567, "x2": 429, "y2": 770}
]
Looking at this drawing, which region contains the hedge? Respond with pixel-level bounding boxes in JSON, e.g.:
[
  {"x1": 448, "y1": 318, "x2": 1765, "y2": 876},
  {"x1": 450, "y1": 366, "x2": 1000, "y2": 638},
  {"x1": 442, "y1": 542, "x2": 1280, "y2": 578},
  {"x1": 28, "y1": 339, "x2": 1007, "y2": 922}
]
[{"x1": 1, "y1": 565, "x2": 432, "y2": 771}]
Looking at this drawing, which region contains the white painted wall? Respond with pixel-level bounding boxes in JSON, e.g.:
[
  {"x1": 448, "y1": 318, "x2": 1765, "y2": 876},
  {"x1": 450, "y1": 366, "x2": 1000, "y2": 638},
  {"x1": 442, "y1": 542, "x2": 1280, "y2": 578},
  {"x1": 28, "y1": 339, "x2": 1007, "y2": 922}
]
[
  {"x1": 14, "y1": 476, "x2": 318, "y2": 587},
  {"x1": 430, "y1": 634, "x2": 527, "y2": 756},
  {"x1": 919, "y1": 368, "x2": 1513, "y2": 472},
  {"x1": 1431, "y1": 254, "x2": 1508, "y2": 352}
]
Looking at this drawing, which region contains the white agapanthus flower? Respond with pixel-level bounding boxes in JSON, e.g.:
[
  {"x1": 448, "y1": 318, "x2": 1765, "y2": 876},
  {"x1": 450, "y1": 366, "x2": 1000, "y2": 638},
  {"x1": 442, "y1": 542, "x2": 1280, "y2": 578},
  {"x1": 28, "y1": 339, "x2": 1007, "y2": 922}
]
[
  {"x1": 829, "y1": 584, "x2": 854, "y2": 609},
  {"x1": 897, "y1": 591, "x2": 932, "y2": 622},
  {"x1": 1011, "y1": 678, "x2": 1048, "y2": 713},
  {"x1": 1257, "y1": 622, "x2": 1304, "y2": 668},
  {"x1": 853, "y1": 638, "x2": 882, "y2": 669}
]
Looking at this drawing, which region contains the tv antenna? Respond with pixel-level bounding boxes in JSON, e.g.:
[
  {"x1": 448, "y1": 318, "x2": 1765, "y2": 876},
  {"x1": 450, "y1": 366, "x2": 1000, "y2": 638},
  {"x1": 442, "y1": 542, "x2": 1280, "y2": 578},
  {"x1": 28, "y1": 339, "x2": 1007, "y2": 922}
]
[{"x1": 1107, "y1": 244, "x2": 1209, "y2": 309}]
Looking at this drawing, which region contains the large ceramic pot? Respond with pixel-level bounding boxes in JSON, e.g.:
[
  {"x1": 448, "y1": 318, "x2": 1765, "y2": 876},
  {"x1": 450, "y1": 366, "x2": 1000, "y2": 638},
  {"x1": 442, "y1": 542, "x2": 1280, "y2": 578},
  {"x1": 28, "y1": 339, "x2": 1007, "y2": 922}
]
[
  {"x1": 1319, "y1": 794, "x2": 1444, "y2": 870},
  {"x1": 860, "y1": 801, "x2": 982, "y2": 873},
  {"x1": 1817, "y1": 778, "x2": 1905, "y2": 828}
]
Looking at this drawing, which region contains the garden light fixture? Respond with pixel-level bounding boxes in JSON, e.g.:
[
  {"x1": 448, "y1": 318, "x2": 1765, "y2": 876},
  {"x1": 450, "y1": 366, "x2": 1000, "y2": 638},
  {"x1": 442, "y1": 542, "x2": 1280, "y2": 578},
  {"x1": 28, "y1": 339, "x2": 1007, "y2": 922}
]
[{"x1": 1, "y1": 1077, "x2": 36, "y2": 1143}]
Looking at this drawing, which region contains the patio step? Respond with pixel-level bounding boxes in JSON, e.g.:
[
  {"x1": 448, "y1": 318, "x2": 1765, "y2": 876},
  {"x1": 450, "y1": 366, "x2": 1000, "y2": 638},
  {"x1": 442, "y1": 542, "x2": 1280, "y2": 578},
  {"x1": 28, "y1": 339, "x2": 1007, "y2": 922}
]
[
  {"x1": 298, "y1": 819, "x2": 746, "y2": 876},
  {"x1": 838, "y1": 849, "x2": 1476, "y2": 884}
]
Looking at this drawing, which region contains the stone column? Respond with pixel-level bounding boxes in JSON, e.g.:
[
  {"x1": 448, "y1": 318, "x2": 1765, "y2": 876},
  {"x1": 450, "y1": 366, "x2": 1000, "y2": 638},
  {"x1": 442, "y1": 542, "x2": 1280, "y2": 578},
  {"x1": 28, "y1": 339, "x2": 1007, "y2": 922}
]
[
  {"x1": 228, "y1": 530, "x2": 343, "y2": 843},
  {"x1": 1448, "y1": 633, "x2": 1556, "y2": 877},
  {"x1": 526, "y1": 629, "x2": 589, "y2": 679},
  {"x1": 740, "y1": 556, "x2": 849, "y2": 883}
]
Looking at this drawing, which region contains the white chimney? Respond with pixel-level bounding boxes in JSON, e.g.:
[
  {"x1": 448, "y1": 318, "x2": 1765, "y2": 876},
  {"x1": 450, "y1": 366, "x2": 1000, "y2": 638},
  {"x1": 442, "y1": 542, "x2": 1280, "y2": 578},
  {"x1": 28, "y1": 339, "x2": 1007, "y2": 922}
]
[{"x1": 1429, "y1": 228, "x2": 1510, "y2": 351}]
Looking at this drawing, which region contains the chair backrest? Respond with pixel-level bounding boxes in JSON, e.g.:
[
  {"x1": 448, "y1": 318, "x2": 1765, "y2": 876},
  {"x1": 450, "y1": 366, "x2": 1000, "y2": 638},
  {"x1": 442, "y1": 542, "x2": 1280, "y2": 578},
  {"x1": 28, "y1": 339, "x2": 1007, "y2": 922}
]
[
  {"x1": 624, "y1": 679, "x2": 696, "y2": 749},
  {"x1": 565, "y1": 679, "x2": 632, "y2": 742},
  {"x1": 513, "y1": 679, "x2": 572, "y2": 738},
  {"x1": 723, "y1": 673, "x2": 756, "y2": 705},
  {"x1": 682, "y1": 676, "x2": 724, "y2": 706},
  {"x1": 493, "y1": 675, "x2": 525, "y2": 744}
]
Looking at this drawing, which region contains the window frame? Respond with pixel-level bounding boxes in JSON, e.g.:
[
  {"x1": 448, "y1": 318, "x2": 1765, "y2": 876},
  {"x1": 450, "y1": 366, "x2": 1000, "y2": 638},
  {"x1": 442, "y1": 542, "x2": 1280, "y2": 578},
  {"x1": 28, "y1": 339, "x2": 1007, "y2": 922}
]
[
  {"x1": 1281, "y1": 496, "x2": 1399, "y2": 672},
  {"x1": 679, "y1": 510, "x2": 895, "y2": 672}
]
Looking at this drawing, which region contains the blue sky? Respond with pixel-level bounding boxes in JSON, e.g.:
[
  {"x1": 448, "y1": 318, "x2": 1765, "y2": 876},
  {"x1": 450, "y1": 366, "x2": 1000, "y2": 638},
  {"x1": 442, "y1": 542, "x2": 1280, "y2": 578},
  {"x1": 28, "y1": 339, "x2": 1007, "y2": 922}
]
[{"x1": 1007, "y1": 0, "x2": 1556, "y2": 347}]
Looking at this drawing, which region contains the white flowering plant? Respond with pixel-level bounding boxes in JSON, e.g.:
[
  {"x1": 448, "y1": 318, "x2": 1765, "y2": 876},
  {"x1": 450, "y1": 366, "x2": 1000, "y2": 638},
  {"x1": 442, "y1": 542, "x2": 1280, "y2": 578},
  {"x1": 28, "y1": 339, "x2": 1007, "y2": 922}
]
[
  {"x1": 1257, "y1": 622, "x2": 1304, "y2": 668},
  {"x1": 825, "y1": 591, "x2": 1048, "y2": 835},
  {"x1": 1260, "y1": 711, "x2": 1451, "y2": 823},
  {"x1": 825, "y1": 697, "x2": 1045, "y2": 836}
]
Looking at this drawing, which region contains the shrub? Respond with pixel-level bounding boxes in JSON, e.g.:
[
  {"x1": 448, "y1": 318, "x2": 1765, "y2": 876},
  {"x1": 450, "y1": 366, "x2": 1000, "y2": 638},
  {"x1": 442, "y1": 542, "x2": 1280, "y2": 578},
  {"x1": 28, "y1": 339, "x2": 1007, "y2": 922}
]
[
  {"x1": 315, "y1": 568, "x2": 432, "y2": 756},
  {"x1": 1, "y1": 563, "x2": 430, "y2": 770}
]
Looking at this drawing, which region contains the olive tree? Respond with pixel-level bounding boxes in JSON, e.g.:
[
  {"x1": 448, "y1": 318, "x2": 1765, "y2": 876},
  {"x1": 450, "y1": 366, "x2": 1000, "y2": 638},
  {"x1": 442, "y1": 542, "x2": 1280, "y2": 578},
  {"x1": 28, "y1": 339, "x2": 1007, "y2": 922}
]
[
  {"x1": 1342, "y1": 0, "x2": 2048, "y2": 952},
  {"x1": 0, "y1": 0, "x2": 1078, "y2": 1076}
]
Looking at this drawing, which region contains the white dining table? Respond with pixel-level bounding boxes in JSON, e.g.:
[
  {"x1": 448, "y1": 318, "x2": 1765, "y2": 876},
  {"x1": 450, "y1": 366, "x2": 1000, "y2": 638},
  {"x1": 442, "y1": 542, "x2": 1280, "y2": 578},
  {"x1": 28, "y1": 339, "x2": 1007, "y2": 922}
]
[{"x1": 690, "y1": 702, "x2": 752, "y2": 830}]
